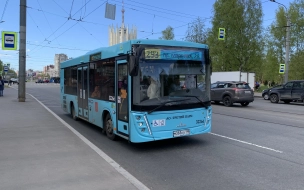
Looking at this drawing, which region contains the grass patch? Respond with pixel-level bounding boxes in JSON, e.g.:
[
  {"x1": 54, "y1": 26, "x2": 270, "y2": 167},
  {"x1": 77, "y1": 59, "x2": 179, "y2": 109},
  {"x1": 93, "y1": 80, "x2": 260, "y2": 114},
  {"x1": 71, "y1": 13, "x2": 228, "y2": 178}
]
[{"x1": 255, "y1": 85, "x2": 268, "y2": 92}]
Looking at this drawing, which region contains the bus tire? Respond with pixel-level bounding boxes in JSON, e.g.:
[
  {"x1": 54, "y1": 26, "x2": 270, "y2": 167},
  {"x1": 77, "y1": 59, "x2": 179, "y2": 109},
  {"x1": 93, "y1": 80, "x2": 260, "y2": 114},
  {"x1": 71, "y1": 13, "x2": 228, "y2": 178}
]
[
  {"x1": 105, "y1": 114, "x2": 116, "y2": 140},
  {"x1": 71, "y1": 104, "x2": 78, "y2": 121}
]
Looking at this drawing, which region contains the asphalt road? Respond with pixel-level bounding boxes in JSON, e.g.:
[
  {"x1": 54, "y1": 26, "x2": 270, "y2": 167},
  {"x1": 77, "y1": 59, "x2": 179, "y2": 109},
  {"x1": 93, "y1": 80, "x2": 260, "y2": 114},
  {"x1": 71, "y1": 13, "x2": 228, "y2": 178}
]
[{"x1": 25, "y1": 83, "x2": 304, "y2": 190}]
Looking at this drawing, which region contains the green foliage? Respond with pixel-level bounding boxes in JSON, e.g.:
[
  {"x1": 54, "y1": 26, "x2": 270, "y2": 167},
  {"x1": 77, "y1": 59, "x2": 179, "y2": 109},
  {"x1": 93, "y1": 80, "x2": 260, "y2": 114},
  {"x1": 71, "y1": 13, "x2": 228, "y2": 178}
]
[
  {"x1": 207, "y1": 0, "x2": 264, "y2": 75},
  {"x1": 0, "y1": 60, "x2": 3, "y2": 73},
  {"x1": 261, "y1": 0, "x2": 304, "y2": 82},
  {"x1": 185, "y1": 17, "x2": 208, "y2": 43},
  {"x1": 159, "y1": 26, "x2": 175, "y2": 40}
]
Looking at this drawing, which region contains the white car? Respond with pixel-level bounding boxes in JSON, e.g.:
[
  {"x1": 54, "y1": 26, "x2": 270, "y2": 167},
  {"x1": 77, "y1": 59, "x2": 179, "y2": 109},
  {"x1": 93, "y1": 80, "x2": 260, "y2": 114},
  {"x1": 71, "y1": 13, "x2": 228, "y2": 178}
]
[{"x1": 9, "y1": 78, "x2": 19, "y2": 84}]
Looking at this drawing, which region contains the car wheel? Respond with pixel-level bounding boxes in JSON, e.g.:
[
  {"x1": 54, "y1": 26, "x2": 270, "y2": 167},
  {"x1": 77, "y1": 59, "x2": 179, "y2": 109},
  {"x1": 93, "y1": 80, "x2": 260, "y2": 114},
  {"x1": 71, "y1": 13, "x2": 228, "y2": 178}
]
[
  {"x1": 223, "y1": 96, "x2": 233, "y2": 107},
  {"x1": 241, "y1": 102, "x2": 250, "y2": 106},
  {"x1": 270, "y1": 94, "x2": 279, "y2": 103},
  {"x1": 105, "y1": 114, "x2": 116, "y2": 140},
  {"x1": 263, "y1": 94, "x2": 269, "y2": 100}
]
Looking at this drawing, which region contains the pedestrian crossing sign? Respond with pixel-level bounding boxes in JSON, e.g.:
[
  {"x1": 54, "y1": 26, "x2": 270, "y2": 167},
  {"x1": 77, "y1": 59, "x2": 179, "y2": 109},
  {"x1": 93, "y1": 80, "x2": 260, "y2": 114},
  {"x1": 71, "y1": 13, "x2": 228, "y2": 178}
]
[
  {"x1": 218, "y1": 28, "x2": 225, "y2": 40},
  {"x1": 279, "y1": 64, "x2": 285, "y2": 74}
]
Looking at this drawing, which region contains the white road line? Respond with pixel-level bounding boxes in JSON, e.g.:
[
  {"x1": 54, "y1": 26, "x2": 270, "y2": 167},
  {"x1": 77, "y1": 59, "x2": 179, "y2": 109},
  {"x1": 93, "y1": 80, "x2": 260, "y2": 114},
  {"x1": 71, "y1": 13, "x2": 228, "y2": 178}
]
[
  {"x1": 209, "y1": 132, "x2": 283, "y2": 153},
  {"x1": 26, "y1": 92, "x2": 150, "y2": 190}
]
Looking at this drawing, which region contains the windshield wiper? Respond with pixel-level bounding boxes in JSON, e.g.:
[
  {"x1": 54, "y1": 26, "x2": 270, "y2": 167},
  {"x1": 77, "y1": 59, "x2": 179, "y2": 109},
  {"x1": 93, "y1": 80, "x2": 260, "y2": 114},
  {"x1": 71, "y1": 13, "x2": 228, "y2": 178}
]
[
  {"x1": 183, "y1": 95, "x2": 211, "y2": 108},
  {"x1": 147, "y1": 98, "x2": 190, "y2": 114}
]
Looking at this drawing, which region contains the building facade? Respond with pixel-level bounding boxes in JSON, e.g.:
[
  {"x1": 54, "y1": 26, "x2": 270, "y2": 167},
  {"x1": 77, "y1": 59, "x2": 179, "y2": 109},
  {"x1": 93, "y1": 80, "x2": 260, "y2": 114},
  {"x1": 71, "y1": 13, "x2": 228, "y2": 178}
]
[
  {"x1": 43, "y1": 65, "x2": 57, "y2": 78},
  {"x1": 54, "y1": 54, "x2": 68, "y2": 77},
  {"x1": 108, "y1": 1, "x2": 137, "y2": 46}
]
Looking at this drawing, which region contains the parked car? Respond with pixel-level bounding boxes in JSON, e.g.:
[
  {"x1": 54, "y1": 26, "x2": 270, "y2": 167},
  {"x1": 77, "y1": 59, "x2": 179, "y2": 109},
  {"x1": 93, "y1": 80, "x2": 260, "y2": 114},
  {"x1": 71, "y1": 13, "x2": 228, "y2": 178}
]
[
  {"x1": 54, "y1": 77, "x2": 60, "y2": 83},
  {"x1": 50, "y1": 77, "x2": 60, "y2": 83},
  {"x1": 36, "y1": 79, "x2": 44, "y2": 83},
  {"x1": 262, "y1": 84, "x2": 283, "y2": 100},
  {"x1": 268, "y1": 80, "x2": 304, "y2": 103},
  {"x1": 211, "y1": 81, "x2": 254, "y2": 107},
  {"x1": 9, "y1": 78, "x2": 19, "y2": 84}
]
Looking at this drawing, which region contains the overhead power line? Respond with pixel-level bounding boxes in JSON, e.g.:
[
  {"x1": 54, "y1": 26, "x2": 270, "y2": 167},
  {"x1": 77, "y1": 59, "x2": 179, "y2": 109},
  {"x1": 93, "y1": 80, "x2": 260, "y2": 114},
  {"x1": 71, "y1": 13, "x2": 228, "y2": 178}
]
[
  {"x1": 128, "y1": 0, "x2": 204, "y2": 19},
  {"x1": 27, "y1": 0, "x2": 93, "y2": 54},
  {"x1": 0, "y1": 0, "x2": 9, "y2": 23}
]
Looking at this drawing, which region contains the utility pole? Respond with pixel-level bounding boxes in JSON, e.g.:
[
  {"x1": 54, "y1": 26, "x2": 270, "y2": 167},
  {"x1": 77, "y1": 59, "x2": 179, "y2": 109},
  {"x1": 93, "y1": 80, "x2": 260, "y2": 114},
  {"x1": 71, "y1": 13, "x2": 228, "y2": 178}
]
[
  {"x1": 285, "y1": 17, "x2": 291, "y2": 83},
  {"x1": 270, "y1": 0, "x2": 290, "y2": 83},
  {"x1": 19, "y1": 0, "x2": 26, "y2": 102}
]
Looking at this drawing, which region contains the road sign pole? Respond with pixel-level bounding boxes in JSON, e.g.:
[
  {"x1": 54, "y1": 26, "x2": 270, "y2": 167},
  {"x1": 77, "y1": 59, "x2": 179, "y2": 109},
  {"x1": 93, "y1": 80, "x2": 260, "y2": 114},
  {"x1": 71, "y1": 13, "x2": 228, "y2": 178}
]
[{"x1": 18, "y1": 0, "x2": 26, "y2": 102}]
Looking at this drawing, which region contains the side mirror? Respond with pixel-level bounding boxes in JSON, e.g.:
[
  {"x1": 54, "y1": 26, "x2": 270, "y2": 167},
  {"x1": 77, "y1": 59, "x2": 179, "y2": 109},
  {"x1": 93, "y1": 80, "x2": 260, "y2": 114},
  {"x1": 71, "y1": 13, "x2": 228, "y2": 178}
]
[
  {"x1": 128, "y1": 55, "x2": 138, "y2": 76},
  {"x1": 209, "y1": 57, "x2": 212, "y2": 75},
  {"x1": 204, "y1": 49, "x2": 212, "y2": 74}
]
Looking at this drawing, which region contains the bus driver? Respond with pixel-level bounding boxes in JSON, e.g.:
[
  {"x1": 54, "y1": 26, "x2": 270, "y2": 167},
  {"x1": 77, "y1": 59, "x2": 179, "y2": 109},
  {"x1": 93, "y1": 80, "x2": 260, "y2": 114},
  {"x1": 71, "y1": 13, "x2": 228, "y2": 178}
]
[{"x1": 147, "y1": 76, "x2": 160, "y2": 99}]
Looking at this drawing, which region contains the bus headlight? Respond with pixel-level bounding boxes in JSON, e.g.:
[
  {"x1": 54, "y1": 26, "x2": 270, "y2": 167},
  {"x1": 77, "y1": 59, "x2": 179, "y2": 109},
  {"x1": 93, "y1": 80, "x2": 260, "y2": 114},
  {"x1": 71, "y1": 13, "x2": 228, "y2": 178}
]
[
  {"x1": 138, "y1": 122, "x2": 143, "y2": 127},
  {"x1": 207, "y1": 108, "x2": 212, "y2": 120}
]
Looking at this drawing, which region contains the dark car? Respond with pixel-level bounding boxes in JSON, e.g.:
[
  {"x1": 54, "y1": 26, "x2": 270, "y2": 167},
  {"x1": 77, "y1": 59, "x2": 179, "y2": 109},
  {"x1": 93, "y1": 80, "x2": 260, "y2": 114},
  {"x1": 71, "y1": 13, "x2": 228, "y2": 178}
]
[
  {"x1": 35, "y1": 79, "x2": 44, "y2": 83},
  {"x1": 211, "y1": 81, "x2": 254, "y2": 107},
  {"x1": 268, "y1": 80, "x2": 304, "y2": 103},
  {"x1": 50, "y1": 77, "x2": 60, "y2": 83},
  {"x1": 262, "y1": 84, "x2": 283, "y2": 100}
]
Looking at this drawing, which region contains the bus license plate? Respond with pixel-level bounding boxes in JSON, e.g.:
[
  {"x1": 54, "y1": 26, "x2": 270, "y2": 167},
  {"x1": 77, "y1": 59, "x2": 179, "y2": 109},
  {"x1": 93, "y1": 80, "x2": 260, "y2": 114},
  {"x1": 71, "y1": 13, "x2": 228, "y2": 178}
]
[{"x1": 173, "y1": 129, "x2": 190, "y2": 137}]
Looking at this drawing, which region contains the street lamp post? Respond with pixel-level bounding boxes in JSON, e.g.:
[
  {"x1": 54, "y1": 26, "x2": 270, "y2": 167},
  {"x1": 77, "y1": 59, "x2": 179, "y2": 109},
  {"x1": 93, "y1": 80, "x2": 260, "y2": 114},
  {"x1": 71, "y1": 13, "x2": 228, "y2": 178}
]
[{"x1": 270, "y1": 0, "x2": 290, "y2": 83}]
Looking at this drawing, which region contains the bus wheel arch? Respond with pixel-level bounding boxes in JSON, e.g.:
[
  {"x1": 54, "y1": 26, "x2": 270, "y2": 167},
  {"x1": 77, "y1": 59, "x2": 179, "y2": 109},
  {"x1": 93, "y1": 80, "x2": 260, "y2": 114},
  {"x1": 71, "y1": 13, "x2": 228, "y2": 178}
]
[
  {"x1": 101, "y1": 111, "x2": 109, "y2": 134},
  {"x1": 103, "y1": 112, "x2": 116, "y2": 140},
  {"x1": 70, "y1": 102, "x2": 78, "y2": 121}
]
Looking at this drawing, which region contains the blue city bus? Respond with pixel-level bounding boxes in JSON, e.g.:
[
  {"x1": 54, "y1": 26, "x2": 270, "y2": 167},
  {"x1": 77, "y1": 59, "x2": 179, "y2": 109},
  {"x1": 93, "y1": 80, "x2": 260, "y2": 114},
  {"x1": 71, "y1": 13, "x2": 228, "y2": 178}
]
[{"x1": 60, "y1": 39, "x2": 212, "y2": 143}]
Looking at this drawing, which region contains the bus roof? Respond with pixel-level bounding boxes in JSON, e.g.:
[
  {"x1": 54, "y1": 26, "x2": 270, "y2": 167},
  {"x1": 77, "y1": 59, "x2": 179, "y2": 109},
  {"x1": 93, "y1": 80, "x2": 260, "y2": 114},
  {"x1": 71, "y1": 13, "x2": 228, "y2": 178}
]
[{"x1": 61, "y1": 39, "x2": 208, "y2": 69}]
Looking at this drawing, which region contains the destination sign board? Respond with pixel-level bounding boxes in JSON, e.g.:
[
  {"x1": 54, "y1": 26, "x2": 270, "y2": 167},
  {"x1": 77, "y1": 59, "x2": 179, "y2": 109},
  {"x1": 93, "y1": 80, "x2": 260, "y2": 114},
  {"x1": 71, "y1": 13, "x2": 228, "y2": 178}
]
[{"x1": 144, "y1": 49, "x2": 202, "y2": 61}]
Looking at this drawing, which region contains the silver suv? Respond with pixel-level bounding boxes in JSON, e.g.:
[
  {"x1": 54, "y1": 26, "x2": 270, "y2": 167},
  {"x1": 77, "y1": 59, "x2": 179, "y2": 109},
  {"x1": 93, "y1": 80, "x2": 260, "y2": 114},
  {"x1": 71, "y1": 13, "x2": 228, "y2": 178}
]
[{"x1": 211, "y1": 81, "x2": 254, "y2": 106}]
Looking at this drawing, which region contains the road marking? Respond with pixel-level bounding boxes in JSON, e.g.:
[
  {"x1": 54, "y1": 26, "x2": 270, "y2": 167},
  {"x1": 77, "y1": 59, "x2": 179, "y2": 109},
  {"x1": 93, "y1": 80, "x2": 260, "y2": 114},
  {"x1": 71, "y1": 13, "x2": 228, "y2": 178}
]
[
  {"x1": 209, "y1": 132, "x2": 283, "y2": 153},
  {"x1": 27, "y1": 93, "x2": 150, "y2": 190}
]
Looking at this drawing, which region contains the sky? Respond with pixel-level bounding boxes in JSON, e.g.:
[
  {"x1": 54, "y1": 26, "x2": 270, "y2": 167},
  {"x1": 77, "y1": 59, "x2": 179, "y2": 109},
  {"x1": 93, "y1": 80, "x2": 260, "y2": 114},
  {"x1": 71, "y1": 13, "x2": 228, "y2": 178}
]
[{"x1": 0, "y1": 0, "x2": 293, "y2": 71}]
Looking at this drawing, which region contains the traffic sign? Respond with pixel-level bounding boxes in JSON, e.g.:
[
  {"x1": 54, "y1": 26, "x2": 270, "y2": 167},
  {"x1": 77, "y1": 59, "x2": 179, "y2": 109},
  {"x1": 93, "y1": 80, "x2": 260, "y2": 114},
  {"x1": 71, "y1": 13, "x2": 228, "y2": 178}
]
[
  {"x1": 279, "y1": 64, "x2": 285, "y2": 74},
  {"x1": 218, "y1": 28, "x2": 225, "y2": 40},
  {"x1": 1, "y1": 31, "x2": 18, "y2": 50},
  {"x1": 4, "y1": 66, "x2": 9, "y2": 72}
]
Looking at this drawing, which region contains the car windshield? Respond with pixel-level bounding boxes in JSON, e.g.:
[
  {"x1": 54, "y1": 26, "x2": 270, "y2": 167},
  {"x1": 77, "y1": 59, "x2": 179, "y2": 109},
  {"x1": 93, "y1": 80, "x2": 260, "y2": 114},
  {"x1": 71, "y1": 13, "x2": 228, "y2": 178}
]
[{"x1": 132, "y1": 46, "x2": 210, "y2": 107}]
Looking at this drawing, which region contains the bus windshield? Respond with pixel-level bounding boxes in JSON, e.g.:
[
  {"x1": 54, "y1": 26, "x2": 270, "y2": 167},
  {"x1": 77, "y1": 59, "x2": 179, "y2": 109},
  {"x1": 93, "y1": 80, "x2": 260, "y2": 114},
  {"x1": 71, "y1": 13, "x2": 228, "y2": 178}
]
[{"x1": 132, "y1": 46, "x2": 210, "y2": 110}]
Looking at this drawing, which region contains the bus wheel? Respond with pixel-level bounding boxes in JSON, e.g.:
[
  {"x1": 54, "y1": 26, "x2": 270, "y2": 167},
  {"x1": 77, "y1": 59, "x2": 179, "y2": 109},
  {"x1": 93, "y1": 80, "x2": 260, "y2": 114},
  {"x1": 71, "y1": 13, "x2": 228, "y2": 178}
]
[
  {"x1": 105, "y1": 114, "x2": 116, "y2": 140},
  {"x1": 71, "y1": 104, "x2": 78, "y2": 121}
]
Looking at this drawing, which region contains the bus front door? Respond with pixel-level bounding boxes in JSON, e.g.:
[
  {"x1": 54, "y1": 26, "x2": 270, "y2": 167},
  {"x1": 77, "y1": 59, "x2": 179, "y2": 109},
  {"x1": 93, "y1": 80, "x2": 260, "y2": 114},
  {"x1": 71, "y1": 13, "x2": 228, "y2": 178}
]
[
  {"x1": 77, "y1": 66, "x2": 89, "y2": 120},
  {"x1": 116, "y1": 58, "x2": 129, "y2": 138}
]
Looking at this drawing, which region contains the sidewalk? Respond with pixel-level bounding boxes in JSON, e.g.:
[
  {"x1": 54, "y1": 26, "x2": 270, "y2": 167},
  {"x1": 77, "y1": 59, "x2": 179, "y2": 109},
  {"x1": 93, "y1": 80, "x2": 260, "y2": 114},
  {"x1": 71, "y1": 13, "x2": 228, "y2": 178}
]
[
  {"x1": 0, "y1": 87, "x2": 147, "y2": 190},
  {"x1": 254, "y1": 92, "x2": 262, "y2": 98}
]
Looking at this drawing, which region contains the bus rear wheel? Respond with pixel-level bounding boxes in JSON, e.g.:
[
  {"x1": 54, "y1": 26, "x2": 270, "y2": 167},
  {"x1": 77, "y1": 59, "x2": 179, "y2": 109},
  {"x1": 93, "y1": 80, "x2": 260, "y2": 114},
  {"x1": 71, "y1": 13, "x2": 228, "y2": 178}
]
[{"x1": 105, "y1": 114, "x2": 116, "y2": 140}]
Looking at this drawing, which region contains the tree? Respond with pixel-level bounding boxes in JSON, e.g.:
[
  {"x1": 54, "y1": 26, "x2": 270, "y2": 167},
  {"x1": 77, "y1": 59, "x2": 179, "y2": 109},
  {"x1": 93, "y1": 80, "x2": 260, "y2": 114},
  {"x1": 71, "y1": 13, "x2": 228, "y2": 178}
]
[
  {"x1": 185, "y1": 17, "x2": 208, "y2": 43},
  {"x1": 261, "y1": 0, "x2": 304, "y2": 83},
  {"x1": 0, "y1": 60, "x2": 3, "y2": 75},
  {"x1": 207, "y1": 0, "x2": 264, "y2": 76},
  {"x1": 159, "y1": 26, "x2": 175, "y2": 40}
]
